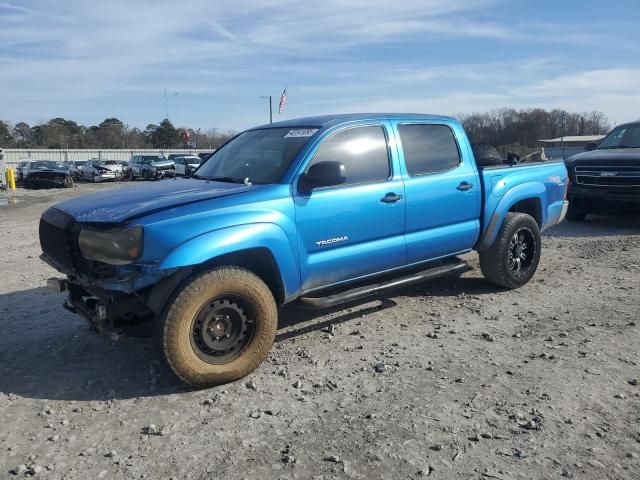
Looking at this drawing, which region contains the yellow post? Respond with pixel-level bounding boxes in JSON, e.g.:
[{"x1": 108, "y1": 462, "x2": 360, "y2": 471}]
[{"x1": 7, "y1": 168, "x2": 16, "y2": 191}]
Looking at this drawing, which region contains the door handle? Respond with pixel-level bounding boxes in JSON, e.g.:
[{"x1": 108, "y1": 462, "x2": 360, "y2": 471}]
[
  {"x1": 381, "y1": 193, "x2": 403, "y2": 203},
  {"x1": 457, "y1": 182, "x2": 473, "y2": 191}
]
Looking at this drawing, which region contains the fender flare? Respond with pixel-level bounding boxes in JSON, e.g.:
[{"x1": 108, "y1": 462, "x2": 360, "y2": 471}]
[
  {"x1": 158, "y1": 222, "x2": 301, "y2": 301},
  {"x1": 476, "y1": 182, "x2": 546, "y2": 251}
]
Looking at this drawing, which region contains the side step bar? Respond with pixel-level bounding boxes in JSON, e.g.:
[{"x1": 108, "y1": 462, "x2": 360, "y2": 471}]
[{"x1": 298, "y1": 259, "x2": 471, "y2": 309}]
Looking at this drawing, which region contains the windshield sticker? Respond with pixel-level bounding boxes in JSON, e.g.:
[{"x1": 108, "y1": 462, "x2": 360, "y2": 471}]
[{"x1": 285, "y1": 128, "x2": 318, "y2": 138}]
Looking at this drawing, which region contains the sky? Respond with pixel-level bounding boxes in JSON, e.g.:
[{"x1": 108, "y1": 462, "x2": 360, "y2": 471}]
[{"x1": 1, "y1": 0, "x2": 639, "y2": 132}]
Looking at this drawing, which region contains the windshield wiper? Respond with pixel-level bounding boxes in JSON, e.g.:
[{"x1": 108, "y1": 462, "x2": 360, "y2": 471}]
[
  {"x1": 205, "y1": 176, "x2": 246, "y2": 184},
  {"x1": 599, "y1": 145, "x2": 634, "y2": 149}
]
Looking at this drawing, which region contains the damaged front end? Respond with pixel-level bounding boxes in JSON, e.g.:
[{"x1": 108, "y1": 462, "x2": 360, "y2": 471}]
[{"x1": 39, "y1": 207, "x2": 175, "y2": 337}]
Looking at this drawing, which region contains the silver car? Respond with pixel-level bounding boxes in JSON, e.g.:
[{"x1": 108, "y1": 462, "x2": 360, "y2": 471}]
[{"x1": 82, "y1": 159, "x2": 123, "y2": 182}]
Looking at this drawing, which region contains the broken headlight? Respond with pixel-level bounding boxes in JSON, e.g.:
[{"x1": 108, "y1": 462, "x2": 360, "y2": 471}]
[{"x1": 78, "y1": 226, "x2": 143, "y2": 265}]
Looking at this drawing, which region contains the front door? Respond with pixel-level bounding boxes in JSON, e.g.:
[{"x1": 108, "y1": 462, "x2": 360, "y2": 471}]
[{"x1": 294, "y1": 124, "x2": 406, "y2": 293}]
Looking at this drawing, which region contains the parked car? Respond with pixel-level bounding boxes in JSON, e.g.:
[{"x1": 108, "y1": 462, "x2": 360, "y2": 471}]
[
  {"x1": 24, "y1": 160, "x2": 74, "y2": 188},
  {"x1": 167, "y1": 153, "x2": 191, "y2": 161},
  {"x1": 40, "y1": 113, "x2": 568, "y2": 388},
  {"x1": 174, "y1": 155, "x2": 204, "y2": 176},
  {"x1": 564, "y1": 121, "x2": 640, "y2": 221},
  {"x1": 82, "y1": 159, "x2": 122, "y2": 182},
  {"x1": 198, "y1": 152, "x2": 215, "y2": 161},
  {"x1": 128, "y1": 155, "x2": 175, "y2": 180},
  {"x1": 116, "y1": 160, "x2": 131, "y2": 180},
  {"x1": 15, "y1": 159, "x2": 34, "y2": 182},
  {"x1": 66, "y1": 160, "x2": 89, "y2": 180}
]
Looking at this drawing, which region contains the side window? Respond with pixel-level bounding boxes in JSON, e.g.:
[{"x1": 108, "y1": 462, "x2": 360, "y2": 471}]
[
  {"x1": 307, "y1": 125, "x2": 390, "y2": 185},
  {"x1": 398, "y1": 124, "x2": 461, "y2": 175}
]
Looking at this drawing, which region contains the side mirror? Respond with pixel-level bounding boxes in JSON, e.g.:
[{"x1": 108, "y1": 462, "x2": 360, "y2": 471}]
[
  {"x1": 299, "y1": 161, "x2": 346, "y2": 193},
  {"x1": 585, "y1": 142, "x2": 598, "y2": 151}
]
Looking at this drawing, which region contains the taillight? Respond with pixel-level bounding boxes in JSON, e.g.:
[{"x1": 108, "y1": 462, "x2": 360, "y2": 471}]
[{"x1": 564, "y1": 177, "x2": 570, "y2": 200}]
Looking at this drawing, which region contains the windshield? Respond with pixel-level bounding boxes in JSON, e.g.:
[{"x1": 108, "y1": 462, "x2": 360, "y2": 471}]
[
  {"x1": 195, "y1": 127, "x2": 317, "y2": 183},
  {"x1": 598, "y1": 124, "x2": 640, "y2": 149},
  {"x1": 183, "y1": 157, "x2": 203, "y2": 164},
  {"x1": 31, "y1": 161, "x2": 66, "y2": 170},
  {"x1": 143, "y1": 156, "x2": 167, "y2": 162}
]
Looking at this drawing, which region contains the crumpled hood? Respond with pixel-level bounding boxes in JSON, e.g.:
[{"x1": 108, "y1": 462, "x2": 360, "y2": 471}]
[
  {"x1": 94, "y1": 164, "x2": 120, "y2": 172},
  {"x1": 151, "y1": 160, "x2": 174, "y2": 168},
  {"x1": 54, "y1": 178, "x2": 255, "y2": 223}
]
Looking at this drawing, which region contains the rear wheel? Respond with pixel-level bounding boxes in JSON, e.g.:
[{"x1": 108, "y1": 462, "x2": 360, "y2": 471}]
[
  {"x1": 480, "y1": 212, "x2": 541, "y2": 289},
  {"x1": 155, "y1": 267, "x2": 277, "y2": 388}
]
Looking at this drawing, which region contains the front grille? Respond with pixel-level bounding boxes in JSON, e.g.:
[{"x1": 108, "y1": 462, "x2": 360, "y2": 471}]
[
  {"x1": 39, "y1": 208, "x2": 75, "y2": 271},
  {"x1": 30, "y1": 172, "x2": 65, "y2": 180},
  {"x1": 575, "y1": 165, "x2": 640, "y2": 187}
]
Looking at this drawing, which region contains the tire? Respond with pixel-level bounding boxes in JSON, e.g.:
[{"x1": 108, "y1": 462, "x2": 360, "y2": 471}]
[
  {"x1": 472, "y1": 144, "x2": 504, "y2": 167},
  {"x1": 155, "y1": 267, "x2": 277, "y2": 388},
  {"x1": 479, "y1": 212, "x2": 541, "y2": 289},
  {"x1": 566, "y1": 205, "x2": 587, "y2": 222},
  {"x1": 63, "y1": 176, "x2": 74, "y2": 188}
]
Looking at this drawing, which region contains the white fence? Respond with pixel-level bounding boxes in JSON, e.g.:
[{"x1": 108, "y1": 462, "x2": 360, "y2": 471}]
[{"x1": 2, "y1": 148, "x2": 214, "y2": 167}]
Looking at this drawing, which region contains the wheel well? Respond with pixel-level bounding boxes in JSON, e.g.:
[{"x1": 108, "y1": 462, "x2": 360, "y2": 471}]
[
  {"x1": 196, "y1": 248, "x2": 285, "y2": 305},
  {"x1": 509, "y1": 198, "x2": 542, "y2": 227}
]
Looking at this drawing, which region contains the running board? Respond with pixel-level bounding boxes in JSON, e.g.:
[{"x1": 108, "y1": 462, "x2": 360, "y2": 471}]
[{"x1": 298, "y1": 259, "x2": 471, "y2": 309}]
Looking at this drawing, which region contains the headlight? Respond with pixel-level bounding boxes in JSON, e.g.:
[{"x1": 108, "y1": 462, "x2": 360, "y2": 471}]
[{"x1": 79, "y1": 226, "x2": 143, "y2": 265}]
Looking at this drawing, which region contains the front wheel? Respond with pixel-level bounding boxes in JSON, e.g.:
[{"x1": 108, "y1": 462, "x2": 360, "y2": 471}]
[
  {"x1": 155, "y1": 267, "x2": 277, "y2": 388},
  {"x1": 479, "y1": 212, "x2": 541, "y2": 289}
]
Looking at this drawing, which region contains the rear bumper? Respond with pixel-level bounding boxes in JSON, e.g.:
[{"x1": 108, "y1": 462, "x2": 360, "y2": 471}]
[{"x1": 558, "y1": 200, "x2": 569, "y2": 223}]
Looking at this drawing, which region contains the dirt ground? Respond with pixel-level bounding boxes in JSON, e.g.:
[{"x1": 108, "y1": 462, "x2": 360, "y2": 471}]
[{"x1": 0, "y1": 183, "x2": 639, "y2": 480}]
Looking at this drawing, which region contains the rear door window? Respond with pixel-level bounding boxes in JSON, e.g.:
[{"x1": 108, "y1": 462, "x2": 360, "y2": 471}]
[{"x1": 398, "y1": 124, "x2": 461, "y2": 175}]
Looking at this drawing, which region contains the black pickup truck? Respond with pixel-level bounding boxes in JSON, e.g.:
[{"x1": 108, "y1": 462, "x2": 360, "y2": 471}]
[{"x1": 565, "y1": 121, "x2": 640, "y2": 221}]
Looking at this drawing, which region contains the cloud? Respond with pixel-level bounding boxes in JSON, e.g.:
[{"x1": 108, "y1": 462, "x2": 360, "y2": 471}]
[{"x1": 0, "y1": 1, "x2": 638, "y2": 129}]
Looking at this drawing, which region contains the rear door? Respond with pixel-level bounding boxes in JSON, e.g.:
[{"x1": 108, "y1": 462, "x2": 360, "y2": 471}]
[
  {"x1": 294, "y1": 123, "x2": 406, "y2": 292},
  {"x1": 393, "y1": 122, "x2": 481, "y2": 264}
]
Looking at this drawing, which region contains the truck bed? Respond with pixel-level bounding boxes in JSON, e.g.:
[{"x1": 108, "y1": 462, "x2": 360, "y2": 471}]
[{"x1": 476, "y1": 160, "x2": 568, "y2": 250}]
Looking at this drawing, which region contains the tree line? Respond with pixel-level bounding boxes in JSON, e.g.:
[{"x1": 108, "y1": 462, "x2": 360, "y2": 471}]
[
  {"x1": 0, "y1": 117, "x2": 236, "y2": 150},
  {"x1": 0, "y1": 108, "x2": 611, "y2": 150},
  {"x1": 459, "y1": 108, "x2": 611, "y2": 148}
]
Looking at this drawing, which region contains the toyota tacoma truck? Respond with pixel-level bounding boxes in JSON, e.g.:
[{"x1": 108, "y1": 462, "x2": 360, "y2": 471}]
[
  {"x1": 39, "y1": 114, "x2": 568, "y2": 387},
  {"x1": 564, "y1": 120, "x2": 640, "y2": 221}
]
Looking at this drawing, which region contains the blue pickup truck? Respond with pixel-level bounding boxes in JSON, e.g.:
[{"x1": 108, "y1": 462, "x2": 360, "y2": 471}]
[{"x1": 40, "y1": 113, "x2": 568, "y2": 387}]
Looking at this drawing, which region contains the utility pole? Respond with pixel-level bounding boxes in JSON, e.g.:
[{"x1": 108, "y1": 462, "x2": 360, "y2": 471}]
[
  {"x1": 164, "y1": 88, "x2": 169, "y2": 119},
  {"x1": 260, "y1": 95, "x2": 273, "y2": 123}
]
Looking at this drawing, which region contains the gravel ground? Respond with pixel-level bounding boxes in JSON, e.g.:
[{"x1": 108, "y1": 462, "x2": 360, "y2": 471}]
[{"x1": 1, "y1": 183, "x2": 639, "y2": 480}]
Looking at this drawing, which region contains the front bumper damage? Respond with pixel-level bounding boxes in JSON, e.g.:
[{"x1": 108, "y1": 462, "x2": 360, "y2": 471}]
[
  {"x1": 43, "y1": 253, "x2": 180, "y2": 338},
  {"x1": 47, "y1": 276, "x2": 152, "y2": 337}
]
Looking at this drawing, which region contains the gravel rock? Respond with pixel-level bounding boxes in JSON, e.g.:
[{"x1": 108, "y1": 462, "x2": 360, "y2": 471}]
[
  {"x1": 10, "y1": 464, "x2": 27, "y2": 475},
  {"x1": 245, "y1": 380, "x2": 258, "y2": 391},
  {"x1": 374, "y1": 363, "x2": 387, "y2": 373}
]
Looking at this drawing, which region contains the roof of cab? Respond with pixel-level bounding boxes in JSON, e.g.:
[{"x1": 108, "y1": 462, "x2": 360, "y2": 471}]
[{"x1": 251, "y1": 113, "x2": 456, "y2": 130}]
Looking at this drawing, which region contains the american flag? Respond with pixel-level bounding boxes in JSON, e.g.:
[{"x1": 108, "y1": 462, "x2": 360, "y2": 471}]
[{"x1": 278, "y1": 88, "x2": 287, "y2": 114}]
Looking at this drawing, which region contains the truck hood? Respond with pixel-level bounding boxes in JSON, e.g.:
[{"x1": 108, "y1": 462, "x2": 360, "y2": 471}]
[
  {"x1": 567, "y1": 148, "x2": 640, "y2": 165},
  {"x1": 54, "y1": 178, "x2": 255, "y2": 223}
]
